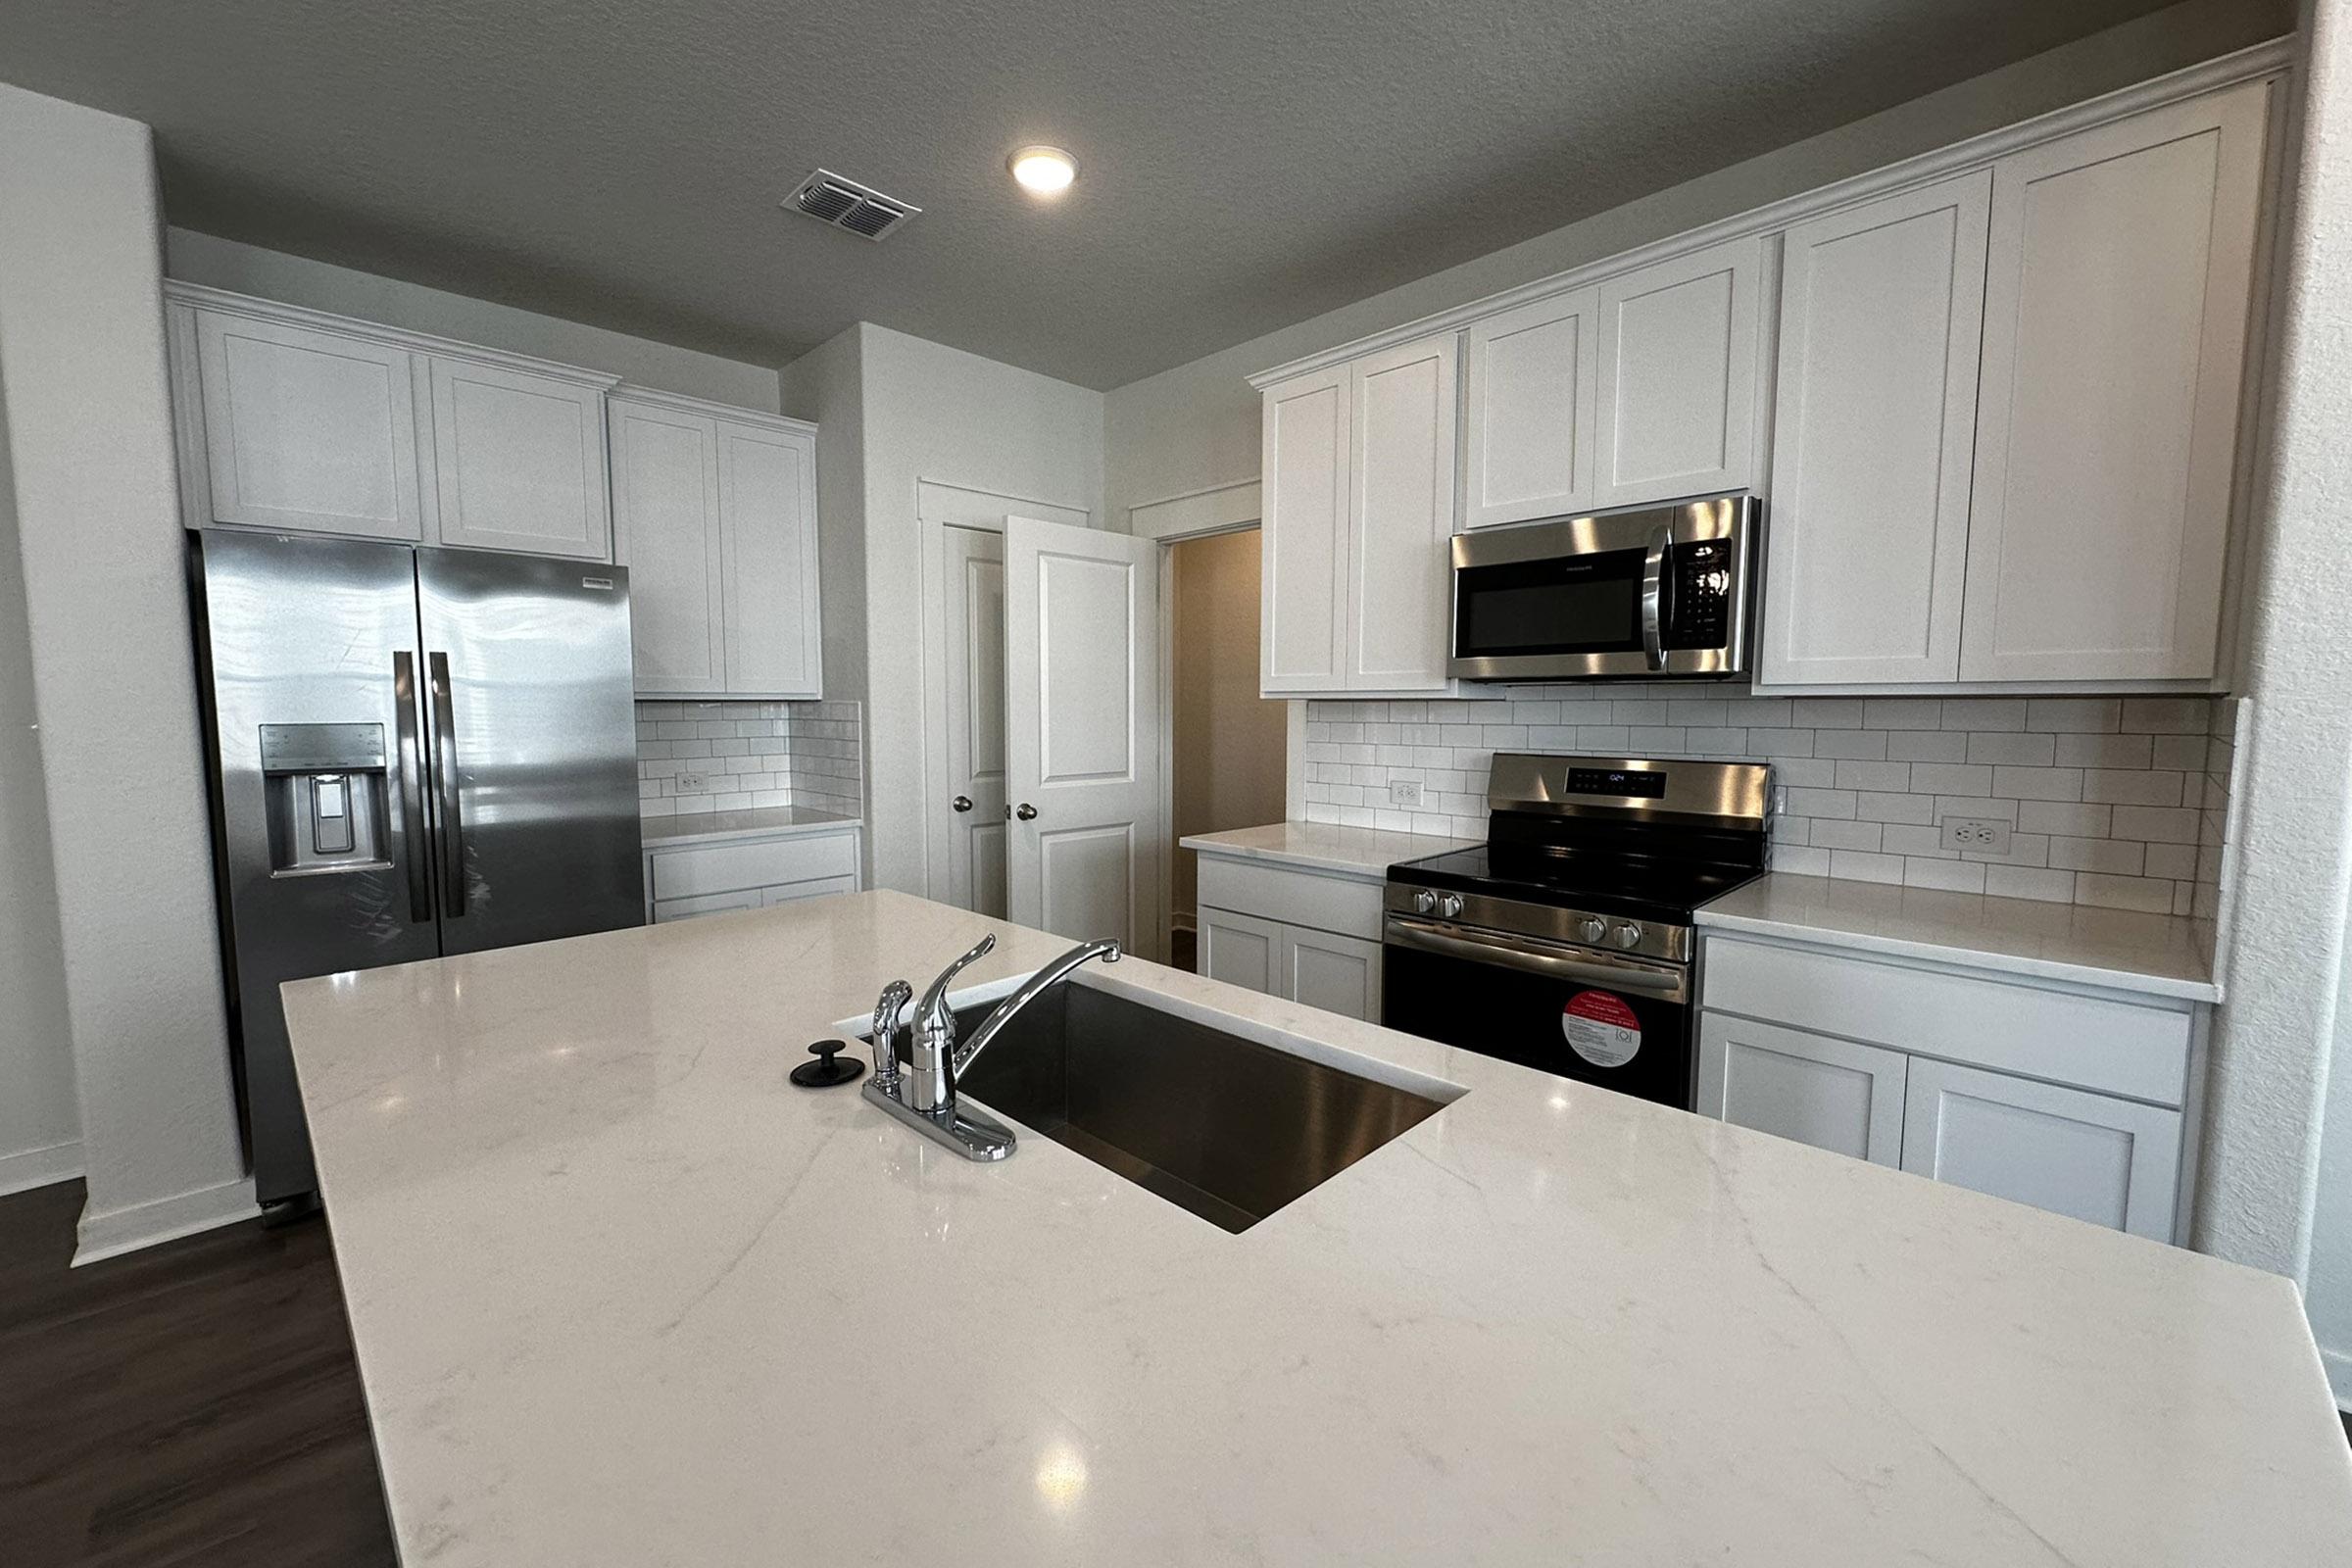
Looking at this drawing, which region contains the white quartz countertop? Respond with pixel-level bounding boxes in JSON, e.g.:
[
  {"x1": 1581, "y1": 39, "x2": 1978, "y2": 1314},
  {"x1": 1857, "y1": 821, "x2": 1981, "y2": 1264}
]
[
  {"x1": 281, "y1": 891, "x2": 2346, "y2": 1566},
  {"x1": 637, "y1": 805, "x2": 861, "y2": 847},
  {"x1": 1698, "y1": 872, "x2": 2221, "y2": 1002},
  {"x1": 1180, "y1": 818, "x2": 1477, "y2": 879}
]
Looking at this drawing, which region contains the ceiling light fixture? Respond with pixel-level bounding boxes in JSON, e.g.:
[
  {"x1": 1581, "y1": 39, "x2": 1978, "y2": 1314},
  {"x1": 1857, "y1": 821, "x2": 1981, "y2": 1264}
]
[{"x1": 1008, "y1": 145, "x2": 1078, "y2": 195}]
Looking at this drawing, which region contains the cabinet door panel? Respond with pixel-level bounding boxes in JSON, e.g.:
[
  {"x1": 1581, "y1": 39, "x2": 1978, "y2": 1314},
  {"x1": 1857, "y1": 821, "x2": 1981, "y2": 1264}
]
[
  {"x1": 610, "y1": 398, "x2": 723, "y2": 694},
  {"x1": 428, "y1": 358, "x2": 611, "y2": 560},
  {"x1": 195, "y1": 312, "x2": 424, "y2": 540},
  {"x1": 718, "y1": 421, "x2": 822, "y2": 697},
  {"x1": 1697, "y1": 1013, "x2": 1906, "y2": 1166},
  {"x1": 652, "y1": 887, "x2": 765, "y2": 922},
  {"x1": 1259, "y1": 368, "x2": 1351, "y2": 693},
  {"x1": 761, "y1": 874, "x2": 858, "y2": 905},
  {"x1": 1463, "y1": 289, "x2": 1597, "y2": 528},
  {"x1": 1200, "y1": 907, "x2": 1281, "y2": 995},
  {"x1": 1900, "y1": 1057, "x2": 2182, "y2": 1240},
  {"x1": 1764, "y1": 172, "x2": 1989, "y2": 685},
  {"x1": 1594, "y1": 237, "x2": 1762, "y2": 507},
  {"x1": 1961, "y1": 80, "x2": 2269, "y2": 682},
  {"x1": 1347, "y1": 333, "x2": 1457, "y2": 691},
  {"x1": 1280, "y1": 926, "x2": 1381, "y2": 1022}
]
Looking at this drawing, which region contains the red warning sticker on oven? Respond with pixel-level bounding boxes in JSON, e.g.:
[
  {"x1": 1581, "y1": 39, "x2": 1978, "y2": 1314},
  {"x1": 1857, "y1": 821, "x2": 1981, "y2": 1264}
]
[{"x1": 1562, "y1": 990, "x2": 1642, "y2": 1068}]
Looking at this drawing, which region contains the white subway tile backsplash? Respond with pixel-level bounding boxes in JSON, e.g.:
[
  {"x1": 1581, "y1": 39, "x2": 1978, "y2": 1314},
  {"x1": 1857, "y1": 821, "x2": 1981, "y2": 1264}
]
[
  {"x1": 636, "y1": 699, "x2": 863, "y2": 819},
  {"x1": 1294, "y1": 681, "x2": 2230, "y2": 912}
]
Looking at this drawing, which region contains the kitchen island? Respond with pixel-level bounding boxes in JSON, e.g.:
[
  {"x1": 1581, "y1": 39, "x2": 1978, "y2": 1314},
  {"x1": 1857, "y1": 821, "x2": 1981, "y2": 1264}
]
[{"x1": 282, "y1": 890, "x2": 2352, "y2": 1565}]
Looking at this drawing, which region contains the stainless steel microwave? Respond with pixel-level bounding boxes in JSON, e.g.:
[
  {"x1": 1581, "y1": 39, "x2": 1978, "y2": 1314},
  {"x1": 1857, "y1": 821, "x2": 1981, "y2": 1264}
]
[{"x1": 1447, "y1": 494, "x2": 1760, "y2": 681}]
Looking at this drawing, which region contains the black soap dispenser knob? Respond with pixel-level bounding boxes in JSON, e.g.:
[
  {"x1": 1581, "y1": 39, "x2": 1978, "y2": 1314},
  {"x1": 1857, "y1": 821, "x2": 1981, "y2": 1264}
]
[{"x1": 790, "y1": 1038, "x2": 866, "y2": 1089}]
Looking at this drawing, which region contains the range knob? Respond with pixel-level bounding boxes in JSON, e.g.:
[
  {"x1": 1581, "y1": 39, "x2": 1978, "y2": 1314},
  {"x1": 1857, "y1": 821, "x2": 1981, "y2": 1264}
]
[
  {"x1": 1437, "y1": 892, "x2": 1465, "y2": 919},
  {"x1": 1611, "y1": 922, "x2": 1644, "y2": 951},
  {"x1": 1577, "y1": 915, "x2": 1607, "y2": 945},
  {"x1": 1410, "y1": 889, "x2": 1437, "y2": 915}
]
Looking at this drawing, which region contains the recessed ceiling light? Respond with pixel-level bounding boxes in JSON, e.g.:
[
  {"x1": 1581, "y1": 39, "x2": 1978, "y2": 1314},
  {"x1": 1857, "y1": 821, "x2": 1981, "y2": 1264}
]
[{"x1": 1008, "y1": 145, "x2": 1078, "y2": 195}]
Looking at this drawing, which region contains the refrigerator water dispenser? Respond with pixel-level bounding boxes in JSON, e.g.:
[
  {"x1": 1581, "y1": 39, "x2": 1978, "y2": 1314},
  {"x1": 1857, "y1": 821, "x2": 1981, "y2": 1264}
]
[{"x1": 259, "y1": 722, "x2": 391, "y2": 873}]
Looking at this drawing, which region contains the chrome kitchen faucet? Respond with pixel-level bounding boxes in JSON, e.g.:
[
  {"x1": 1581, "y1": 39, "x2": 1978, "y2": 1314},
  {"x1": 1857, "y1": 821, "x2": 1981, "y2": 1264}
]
[{"x1": 864, "y1": 933, "x2": 1121, "y2": 1160}]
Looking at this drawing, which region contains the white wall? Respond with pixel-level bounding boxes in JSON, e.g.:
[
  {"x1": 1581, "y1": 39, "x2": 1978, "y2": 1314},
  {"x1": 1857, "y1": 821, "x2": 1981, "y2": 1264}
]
[
  {"x1": 784, "y1": 322, "x2": 1104, "y2": 895},
  {"x1": 0, "y1": 355, "x2": 81, "y2": 1198},
  {"x1": 1102, "y1": 0, "x2": 2289, "y2": 523},
  {"x1": 167, "y1": 228, "x2": 782, "y2": 413},
  {"x1": 2257, "y1": 0, "x2": 2352, "y2": 1402},
  {"x1": 779, "y1": 325, "x2": 870, "y2": 710},
  {"x1": 0, "y1": 82, "x2": 252, "y2": 1256}
]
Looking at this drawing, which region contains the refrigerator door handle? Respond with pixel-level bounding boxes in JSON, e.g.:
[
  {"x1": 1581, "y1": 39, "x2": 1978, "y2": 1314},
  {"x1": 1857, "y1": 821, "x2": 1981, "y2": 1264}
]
[
  {"x1": 427, "y1": 651, "x2": 466, "y2": 917},
  {"x1": 392, "y1": 652, "x2": 433, "y2": 923}
]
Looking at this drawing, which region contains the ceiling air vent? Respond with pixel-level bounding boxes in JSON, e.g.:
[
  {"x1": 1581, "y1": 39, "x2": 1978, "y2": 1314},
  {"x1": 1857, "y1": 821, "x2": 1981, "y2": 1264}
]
[{"x1": 783, "y1": 170, "x2": 919, "y2": 241}]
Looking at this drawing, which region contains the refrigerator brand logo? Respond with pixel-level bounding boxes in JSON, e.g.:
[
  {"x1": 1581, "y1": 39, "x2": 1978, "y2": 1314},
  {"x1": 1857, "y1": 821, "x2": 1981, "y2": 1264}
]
[{"x1": 581, "y1": 577, "x2": 615, "y2": 591}]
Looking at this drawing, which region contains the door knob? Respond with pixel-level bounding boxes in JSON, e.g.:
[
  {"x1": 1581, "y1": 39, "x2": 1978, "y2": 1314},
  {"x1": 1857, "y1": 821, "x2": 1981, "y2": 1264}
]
[
  {"x1": 952, "y1": 795, "x2": 973, "y2": 813},
  {"x1": 1015, "y1": 803, "x2": 1038, "y2": 821}
]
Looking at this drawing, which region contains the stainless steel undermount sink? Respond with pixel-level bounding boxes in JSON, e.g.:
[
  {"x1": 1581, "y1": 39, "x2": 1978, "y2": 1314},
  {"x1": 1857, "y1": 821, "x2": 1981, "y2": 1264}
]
[{"x1": 861, "y1": 982, "x2": 1456, "y2": 1233}]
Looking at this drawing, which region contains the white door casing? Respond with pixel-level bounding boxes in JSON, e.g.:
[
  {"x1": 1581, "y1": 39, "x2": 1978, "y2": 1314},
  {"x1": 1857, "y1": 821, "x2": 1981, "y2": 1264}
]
[
  {"x1": 937, "y1": 524, "x2": 1009, "y2": 916},
  {"x1": 1004, "y1": 516, "x2": 1162, "y2": 954}
]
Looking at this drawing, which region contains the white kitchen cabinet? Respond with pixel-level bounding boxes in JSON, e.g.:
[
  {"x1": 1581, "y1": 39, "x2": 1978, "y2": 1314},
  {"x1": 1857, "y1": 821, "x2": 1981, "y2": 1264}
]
[
  {"x1": 1258, "y1": 333, "x2": 1461, "y2": 698},
  {"x1": 1959, "y1": 79, "x2": 2269, "y2": 683},
  {"x1": 185, "y1": 308, "x2": 427, "y2": 541},
  {"x1": 612, "y1": 390, "x2": 824, "y2": 700},
  {"x1": 1696, "y1": 1013, "x2": 1907, "y2": 1166},
  {"x1": 610, "y1": 396, "x2": 724, "y2": 691},
  {"x1": 1259, "y1": 365, "x2": 1351, "y2": 694},
  {"x1": 652, "y1": 888, "x2": 766, "y2": 923},
  {"x1": 716, "y1": 419, "x2": 822, "y2": 698},
  {"x1": 426, "y1": 356, "x2": 612, "y2": 560},
  {"x1": 1346, "y1": 332, "x2": 1457, "y2": 693},
  {"x1": 1699, "y1": 930, "x2": 2200, "y2": 1242},
  {"x1": 642, "y1": 824, "x2": 862, "y2": 923},
  {"x1": 1900, "y1": 1057, "x2": 2183, "y2": 1241},
  {"x1": 1592, "y1": 235, "x2": 1765, "y2": 509},
  {"x1": 1200, "y1": 906, "x2": 1281, "y2": 993},
  {"x1": 1761, "y1": 172, "x2": 1990, "y2": 685},
  {"x1": 1279, "y1": 926, "x2": 1382, "y2": 1022},
  {"x1": 1461, "y1": 286, "x2": 1598, "y2": 529}
]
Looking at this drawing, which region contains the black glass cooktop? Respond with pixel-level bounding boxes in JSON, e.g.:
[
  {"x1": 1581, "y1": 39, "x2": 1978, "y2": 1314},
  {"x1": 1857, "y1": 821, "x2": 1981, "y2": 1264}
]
[{"x1": 1388, "y1": 844, "x2": 1765, "y2": 926}]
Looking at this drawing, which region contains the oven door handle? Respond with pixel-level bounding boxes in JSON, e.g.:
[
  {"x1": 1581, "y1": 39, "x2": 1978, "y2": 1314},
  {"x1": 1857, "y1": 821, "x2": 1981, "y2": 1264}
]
[
  {"x1": 1385, "y1": 916, "x2": 1690, "y2": 1000},
  {"x1": 1641, "y1": 518, "x2": 1672, "y2": 672}
]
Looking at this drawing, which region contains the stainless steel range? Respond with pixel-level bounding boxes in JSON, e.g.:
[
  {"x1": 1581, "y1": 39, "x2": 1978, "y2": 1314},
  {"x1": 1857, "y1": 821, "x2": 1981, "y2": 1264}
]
[{"x1": 1382, "y1": 754, "x2": 1771, "y2": 1109}]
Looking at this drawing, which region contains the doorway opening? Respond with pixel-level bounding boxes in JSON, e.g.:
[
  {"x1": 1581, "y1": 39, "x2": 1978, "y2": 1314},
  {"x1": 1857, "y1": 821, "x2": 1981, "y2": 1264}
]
[{"x1": 1166, "y1": 527, "x2": 1286, "y2": 972}]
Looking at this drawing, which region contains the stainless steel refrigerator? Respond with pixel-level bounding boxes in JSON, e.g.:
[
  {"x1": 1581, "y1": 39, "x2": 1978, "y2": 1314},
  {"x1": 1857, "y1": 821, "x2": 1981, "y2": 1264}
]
[{"x1": 189, "y1": 529, "x2": 646, "y2": 1205}]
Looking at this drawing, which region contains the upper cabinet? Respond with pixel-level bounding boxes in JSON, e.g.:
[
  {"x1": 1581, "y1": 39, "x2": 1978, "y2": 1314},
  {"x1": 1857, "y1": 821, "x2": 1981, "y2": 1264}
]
[
  {"x1": 1592, "y1": 236, "x2": 1766, "y2": 509},
  {"x1": 168, "y1": 286, "x2": 619, "y2": 561},
  {"x1": 186, "y1": 311, "x2": 427, "y2": 541},
  {"x1": 1960, "y1": 82, "x2": 2268, "y2": 683},
  {"x1": 1260, "y1": 333, "x2": 1458, "y2": 697},
  {"x1": 612, "y1": 389, "x2": 822, "y2": 701},
  {"x1": 1460, "y1": 287, "x2": 1597, "y2": 528},
  {"x1": 1761, "y1": 172, "x2": 1991, "y2": 685},
  {"x1": 425, "y1": 358, "x2": 612, "y2": 561}
]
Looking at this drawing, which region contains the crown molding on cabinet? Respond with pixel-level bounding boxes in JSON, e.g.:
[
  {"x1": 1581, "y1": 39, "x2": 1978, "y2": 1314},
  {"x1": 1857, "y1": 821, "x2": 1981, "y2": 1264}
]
[
  {"x1": 608, "y1": 381, "x2": 814, "y2": 434},
  {"x1": 162, "y1": 279, "x2": 622, "y2": 391},
  {"x1": 1247, "y1": 34, "x2": 2295, "y2": 391}
]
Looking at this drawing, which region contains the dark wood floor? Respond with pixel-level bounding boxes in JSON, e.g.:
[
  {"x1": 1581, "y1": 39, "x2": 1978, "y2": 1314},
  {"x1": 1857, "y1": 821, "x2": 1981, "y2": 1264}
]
[{"x1": 0, "y1": 1180, "x2": 396, "y2": 1567}]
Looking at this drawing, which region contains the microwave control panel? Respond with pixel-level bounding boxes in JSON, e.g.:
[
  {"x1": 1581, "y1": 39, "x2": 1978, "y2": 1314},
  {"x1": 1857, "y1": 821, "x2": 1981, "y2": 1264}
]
[{"x1": 1664, "y1": 540, "x2": 1738, "y2": 650}]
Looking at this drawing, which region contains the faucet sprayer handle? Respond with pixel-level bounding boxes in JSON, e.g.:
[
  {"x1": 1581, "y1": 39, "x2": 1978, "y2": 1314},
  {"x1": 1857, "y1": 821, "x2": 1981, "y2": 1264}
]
[{"x1": 871, "y1": 979, "x2": 912, "y2": 1082}]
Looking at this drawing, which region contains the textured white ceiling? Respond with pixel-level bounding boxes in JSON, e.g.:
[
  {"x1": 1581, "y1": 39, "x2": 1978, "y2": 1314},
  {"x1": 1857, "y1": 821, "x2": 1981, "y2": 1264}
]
[{"x1": 0, "y1": 0, "x2": 2222, "y2": 388}]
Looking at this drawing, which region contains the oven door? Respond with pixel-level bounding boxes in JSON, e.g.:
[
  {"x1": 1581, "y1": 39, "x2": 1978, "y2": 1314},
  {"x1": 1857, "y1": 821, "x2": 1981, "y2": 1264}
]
[{"x1": 1382, "y1": 915, "x2": 1695, "y2": 1109}]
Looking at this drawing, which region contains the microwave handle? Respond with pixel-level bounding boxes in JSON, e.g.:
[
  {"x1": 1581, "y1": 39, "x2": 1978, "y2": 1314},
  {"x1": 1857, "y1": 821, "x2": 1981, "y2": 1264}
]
[{"x1": 1641, "y1": 519, "x2": 1673, "y2": 671}]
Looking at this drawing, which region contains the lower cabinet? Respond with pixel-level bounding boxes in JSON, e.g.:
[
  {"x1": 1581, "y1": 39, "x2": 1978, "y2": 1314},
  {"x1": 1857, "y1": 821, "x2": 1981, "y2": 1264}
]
[
  {"x1": 1194, "y1": 854, "x2": 1386, "y2": 1023},
  {"x1": 1698, "y1": 932, "x2": 2197, "y2": 1243},
  {"x1": 643, "y1": 825, "x2": 862, "y2": 923}
]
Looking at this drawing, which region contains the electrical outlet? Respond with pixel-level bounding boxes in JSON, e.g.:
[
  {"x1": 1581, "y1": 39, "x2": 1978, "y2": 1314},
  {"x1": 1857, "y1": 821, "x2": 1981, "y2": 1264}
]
[
  {"x1": 676, "y1": 771, "x2": 710, "y2": 794},
  {"x1": 1388, "y1": 777, "x2": 1425, "y2": 808},
  {"x1": 1940, "y1": 815, "x2": 2011, "y2": 854}
]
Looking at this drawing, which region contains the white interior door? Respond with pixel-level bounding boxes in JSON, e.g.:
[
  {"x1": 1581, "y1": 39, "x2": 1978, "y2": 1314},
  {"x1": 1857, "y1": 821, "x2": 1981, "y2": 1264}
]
[
  {"x1": 937, "y1": 524, "x2": 1008, "y2": 916},
  {"x1": 1005, "y1": 516, "x2": 1162, "y2": 954}
]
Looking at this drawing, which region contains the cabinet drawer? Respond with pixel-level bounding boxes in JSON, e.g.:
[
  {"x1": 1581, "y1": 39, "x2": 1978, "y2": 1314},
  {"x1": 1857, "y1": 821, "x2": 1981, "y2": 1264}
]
[
  {"x1": 1197, "y1": 857, "x2": 1383, "y2": 941},
  {"x1": 652, "y1": 888, "x2": 764, "y2": 923},
  {"x1": 649, "y1": 831, "x2": 858, "y2": 901},
  {"x1": 1701, "y1": 935, "x2": 2190, "y2": 1105},
  {"x1": 761, "y1": 874, "x2": 856, "y2": 906}
]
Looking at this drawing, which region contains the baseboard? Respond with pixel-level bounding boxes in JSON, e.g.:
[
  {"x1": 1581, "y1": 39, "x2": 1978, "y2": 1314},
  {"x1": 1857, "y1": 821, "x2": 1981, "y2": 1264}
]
[
  {"x1": 2324, "y1": 1345, "x2": 2352, "y2": 1414},
  {"x1": 73, "y1": 1174, "x2": 259, "y2": 1266},
  {"x1": 0, "y1": 1139, "x2": 83, "y2": 1198}
]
